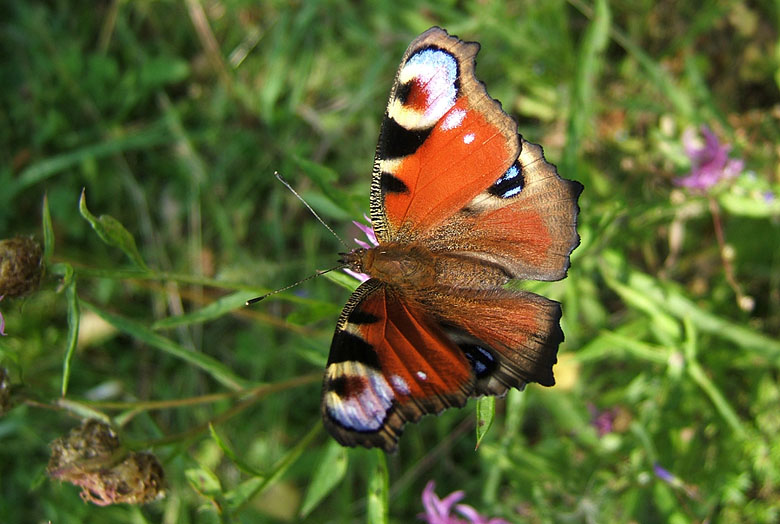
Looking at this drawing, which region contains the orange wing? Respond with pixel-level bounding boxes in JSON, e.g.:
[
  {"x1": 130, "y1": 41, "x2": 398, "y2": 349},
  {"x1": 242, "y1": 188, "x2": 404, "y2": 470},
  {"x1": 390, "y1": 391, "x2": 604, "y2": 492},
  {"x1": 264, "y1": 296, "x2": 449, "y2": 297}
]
[
  {"x1": 321, "y1": 280, "x2": 474, "y2": 451},
  {"x1": 369, "y1": 27, "x2": 519, "y2": 242},
  {"x1": 423, "y1": 138, "x2": 583, "y2": 281}
]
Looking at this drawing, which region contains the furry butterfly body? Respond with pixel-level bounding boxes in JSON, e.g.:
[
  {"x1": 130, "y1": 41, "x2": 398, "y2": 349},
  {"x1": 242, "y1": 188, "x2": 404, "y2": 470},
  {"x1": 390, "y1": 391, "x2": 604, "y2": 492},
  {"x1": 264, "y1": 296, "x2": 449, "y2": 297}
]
[{"x1": 321, "y1": 27, "x2": 582, "y2": 451}]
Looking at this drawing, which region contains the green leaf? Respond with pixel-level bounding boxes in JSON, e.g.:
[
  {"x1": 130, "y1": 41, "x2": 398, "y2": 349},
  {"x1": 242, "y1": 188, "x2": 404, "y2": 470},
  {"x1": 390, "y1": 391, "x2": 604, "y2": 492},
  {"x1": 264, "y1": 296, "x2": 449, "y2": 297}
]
[
  {"x1": 208, "y1": 424, "x2": 266, "y2": 478},
  {"x1": 79, "y1": 190, "x2": 148, "y2": 270},
  {"x1": 290, "y1": 156, "x2": 339, "y2": 186},
  {"x1": 80, "y1": 299, "x2": 249, "y2": 391},
  {"x1": 153, "y1": 291, "x2": 259, "y2": 330},
  {"x1": 602, "y1": 270, "x2": 680, "y2": 344},
  {"x1": 16, "y1": 122, "x2": 172, "y2": 189},
  {"x1": 682, "y1": 317, "x2": 747, "y2": 438},
  {"x1": 185, "y1": 465, "x2": 223, "y2": 498},
  {"x1": 225, "y1": 423, "x2": 320, "y2": 513},
  {"x1": 562, "y1": 0, "x2": 610, "y2": 178},
  {"x1": 42, "y1": 193, "x2": 54, "y2": 263},
  {"x1": 61, "y1": 266, "x2": 79, "y2": 397},
  {"x1": 366, "y1": 450, "x2": 389, "y2": 524},
  {"x1": 323, "y1": 270, "x2": 362, "y2": 292},
  {"x1": 718, "y1": 191, "x2": 780, "y2": 218},
  {"x1": 299, "y1": 440, "x2": 348, "y2": 518},
  {"x1": 475, "y1": 396, "x2": 496, "y2": 449},
  {"x1": 139, "y1": 56, "x2": 190, "y2": 89},
  {"x1": 628, "y1": 269, "x2": 780, "y2": 362}
]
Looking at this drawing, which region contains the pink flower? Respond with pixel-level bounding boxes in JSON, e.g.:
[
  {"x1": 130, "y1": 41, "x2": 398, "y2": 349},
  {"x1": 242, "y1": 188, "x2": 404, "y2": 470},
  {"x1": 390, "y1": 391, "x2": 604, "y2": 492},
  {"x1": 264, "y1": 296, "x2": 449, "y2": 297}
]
[
  {"x1": 419, "y1": 481, "x2": 510, "y2": 524},
  {"x1": 676, "y1": 126, "x2": 743, "y2": 191},
  {"x1": 342, "y1": 215, "x2": 378, "y2": 283},
  {"x1": 0, "y1": 295, "x2": 5, "y2": 336}
]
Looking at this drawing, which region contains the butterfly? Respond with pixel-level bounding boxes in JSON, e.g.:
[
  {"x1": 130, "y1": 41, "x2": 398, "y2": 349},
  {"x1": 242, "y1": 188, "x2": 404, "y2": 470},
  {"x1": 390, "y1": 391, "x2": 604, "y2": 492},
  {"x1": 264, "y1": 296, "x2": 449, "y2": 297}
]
[{"x1": 320, "y1": 27, "x2": 582, "y2": 452}]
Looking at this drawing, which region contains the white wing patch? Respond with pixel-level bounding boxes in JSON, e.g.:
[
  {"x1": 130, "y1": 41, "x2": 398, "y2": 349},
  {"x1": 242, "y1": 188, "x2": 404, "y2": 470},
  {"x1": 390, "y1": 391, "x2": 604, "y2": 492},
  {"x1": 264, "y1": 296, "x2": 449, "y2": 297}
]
[
  {"x1": 324, "y1": 362, "x2": 394, "y2": 432},
  {"x1": 441, "y1": 108, "x2": 466, "y2": 131},
  {"x1": 388, "y1": 48, "x2": 458, "y2": 130}
]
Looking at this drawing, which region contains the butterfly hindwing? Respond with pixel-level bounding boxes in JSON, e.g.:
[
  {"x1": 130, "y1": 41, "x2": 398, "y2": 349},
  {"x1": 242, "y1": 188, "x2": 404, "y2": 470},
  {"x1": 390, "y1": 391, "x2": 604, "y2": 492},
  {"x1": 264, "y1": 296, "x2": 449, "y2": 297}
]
[
  {"x1": 370, "y1": 27, "x2": 519, "y2": 242},
  {"x1": 322, "y1": 280, "x2": 474, "y2": 451},
  {"x1": 431, "y1": 287, "x2": 564, "y2": 394}
]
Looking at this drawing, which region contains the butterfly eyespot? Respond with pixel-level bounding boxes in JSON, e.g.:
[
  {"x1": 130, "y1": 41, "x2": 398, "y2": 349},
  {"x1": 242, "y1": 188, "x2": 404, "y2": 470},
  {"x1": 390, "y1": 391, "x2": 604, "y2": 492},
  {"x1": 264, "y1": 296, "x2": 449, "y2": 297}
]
[
  {"x1": 461, "y1": 343, "x2": 498, "y2": 379},
  {"x1": 400, "y1": 48, "x2": 458, "y2": 117},
  {"x1": 396, "y1": 81, "x2": 413, "y2": 105},
  {"x1": 489, "y1": 163, "x2": 525, "y2": 199},
  {"x1": 328, "y1": 374, "x2": 366, "y2": 398}
]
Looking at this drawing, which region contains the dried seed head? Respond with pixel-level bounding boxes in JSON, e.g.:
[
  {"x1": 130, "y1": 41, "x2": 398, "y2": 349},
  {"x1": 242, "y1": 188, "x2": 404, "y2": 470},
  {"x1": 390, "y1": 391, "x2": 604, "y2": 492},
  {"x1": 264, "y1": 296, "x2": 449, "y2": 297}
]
[
  {"x1": 0, "y1": 237, "x2": 43, "y2": 298},
  {"x1": 48, "y1": 420, "x2": 166, "y2": 505}
]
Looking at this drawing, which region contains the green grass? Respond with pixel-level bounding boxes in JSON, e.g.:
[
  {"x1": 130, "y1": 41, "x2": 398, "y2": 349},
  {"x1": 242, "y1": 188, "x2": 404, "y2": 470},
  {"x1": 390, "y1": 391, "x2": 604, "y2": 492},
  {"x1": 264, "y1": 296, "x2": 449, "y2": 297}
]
[{"x1": 1, "y1": 1, "x2": 779, "y2": 522}]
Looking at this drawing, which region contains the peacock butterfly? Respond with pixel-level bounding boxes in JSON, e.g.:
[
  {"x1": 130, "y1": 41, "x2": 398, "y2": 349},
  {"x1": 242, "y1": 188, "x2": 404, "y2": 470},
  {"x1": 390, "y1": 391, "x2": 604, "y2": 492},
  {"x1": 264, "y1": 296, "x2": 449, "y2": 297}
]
[{"x1": 320, "y1": 27, "x2": 582, "y2": 452}]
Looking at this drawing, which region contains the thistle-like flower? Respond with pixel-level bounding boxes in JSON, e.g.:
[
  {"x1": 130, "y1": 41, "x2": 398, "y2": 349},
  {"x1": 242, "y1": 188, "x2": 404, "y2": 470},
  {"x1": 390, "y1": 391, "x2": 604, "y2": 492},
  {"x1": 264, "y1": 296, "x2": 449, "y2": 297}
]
[
  {"x1": 676, "y1": 126, "x2": 744, "y2": 191},
  {"x1": 419, "y1": 481, "x2": 510, "y2": 524},
  {"x1": 343, "y1": 215, "x2": 378, "y2": 282}
]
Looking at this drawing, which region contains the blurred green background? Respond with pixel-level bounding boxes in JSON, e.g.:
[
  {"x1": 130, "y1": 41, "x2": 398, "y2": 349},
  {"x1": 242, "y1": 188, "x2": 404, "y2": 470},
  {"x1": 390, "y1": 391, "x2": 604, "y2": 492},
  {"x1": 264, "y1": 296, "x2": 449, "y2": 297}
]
[{"x1": 1, "y1": 0, "x2": 779, "y2": 522}]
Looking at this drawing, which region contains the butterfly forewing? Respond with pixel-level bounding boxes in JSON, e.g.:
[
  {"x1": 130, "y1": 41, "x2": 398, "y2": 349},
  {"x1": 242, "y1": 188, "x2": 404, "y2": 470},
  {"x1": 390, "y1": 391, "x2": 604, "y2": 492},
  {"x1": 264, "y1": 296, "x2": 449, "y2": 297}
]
[{"x1": 370, "y1": 27, "x2": 519, "y2": 243}]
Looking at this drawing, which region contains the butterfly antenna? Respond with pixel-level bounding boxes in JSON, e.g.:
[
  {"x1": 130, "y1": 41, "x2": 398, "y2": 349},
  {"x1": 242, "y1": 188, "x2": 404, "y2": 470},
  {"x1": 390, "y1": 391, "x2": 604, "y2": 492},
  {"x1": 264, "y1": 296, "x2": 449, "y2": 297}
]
[
  {"x1": 245, "y1": 264, "x2": 347, "y2": 305},
  {"x1": 274, "y1": 172, "x2": 350, "y2": 250}
]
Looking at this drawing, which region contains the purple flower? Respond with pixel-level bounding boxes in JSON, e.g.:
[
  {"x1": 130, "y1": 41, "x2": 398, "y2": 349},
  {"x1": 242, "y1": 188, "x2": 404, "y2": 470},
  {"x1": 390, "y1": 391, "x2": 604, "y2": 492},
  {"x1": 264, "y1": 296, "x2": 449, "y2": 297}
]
[
  {"x1": 676, "y1": 126, "x2": 744, "y2": 191},
  {"x1": 419, "y1": 481, "x2": 510, "y2": 524},
  {"x1": 653, "y1": 463, "x2": 699, "y2": 499},
  {"x1": 653, "y1": 463, "x2": 675, "y2": 484},
  {"x1": 343, "y1": 215, "x2": 378, "y2": 283},
  {"x1": 588, "y1": 404, "x2": 616, "y2": 437}
]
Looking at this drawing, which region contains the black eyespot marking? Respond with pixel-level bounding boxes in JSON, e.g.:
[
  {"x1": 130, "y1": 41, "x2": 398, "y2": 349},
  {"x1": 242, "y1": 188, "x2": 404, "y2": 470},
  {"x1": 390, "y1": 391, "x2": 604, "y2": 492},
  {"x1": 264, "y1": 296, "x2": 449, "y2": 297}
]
[
  {"x1": 380, "y1": 172, "x2": 409, "y2": 194},
  {"x1": 348, "y1": 310, "x2": 380, "y2": 325},
  {"x1": 327, "y1": 331, "x2": 381, "y2": 369},
  {"x1": 489, "y1": 162, "x2": 524, "y2": 198},
  {"x1": 378, "y1": 116, "x2": 433, "y2": 159},
  {"x1": 327, "y1": 374, "x2": 366, "y2": 399},
  {"x1": 396, "y1": 81, "x2": 413, "y2": 105},
  {"x1": 461, "y1": 343, "x2": 498, "y2": 379}
]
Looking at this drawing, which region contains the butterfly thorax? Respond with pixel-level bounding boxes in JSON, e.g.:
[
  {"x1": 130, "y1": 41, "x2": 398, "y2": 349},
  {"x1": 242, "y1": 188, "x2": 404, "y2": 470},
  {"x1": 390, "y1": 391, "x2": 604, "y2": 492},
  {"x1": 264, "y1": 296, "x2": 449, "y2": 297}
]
[{"x1": 341, "y1": 244, "x2": 437, "y2": 291}]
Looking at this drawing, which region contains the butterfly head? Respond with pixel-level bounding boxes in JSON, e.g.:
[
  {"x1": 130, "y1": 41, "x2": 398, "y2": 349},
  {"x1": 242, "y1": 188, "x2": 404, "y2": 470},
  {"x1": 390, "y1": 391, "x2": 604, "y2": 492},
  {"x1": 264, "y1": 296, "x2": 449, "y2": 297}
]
[{"x1": 339, "y1": 248, "x2": 371, "y2": 275}]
